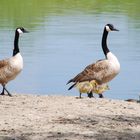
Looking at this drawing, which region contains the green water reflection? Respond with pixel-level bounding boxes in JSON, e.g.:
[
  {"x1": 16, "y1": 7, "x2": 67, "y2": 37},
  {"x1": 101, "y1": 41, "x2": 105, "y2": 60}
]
[{"x1": 0, "y1": 0, "x2": 139, "y2": 29}]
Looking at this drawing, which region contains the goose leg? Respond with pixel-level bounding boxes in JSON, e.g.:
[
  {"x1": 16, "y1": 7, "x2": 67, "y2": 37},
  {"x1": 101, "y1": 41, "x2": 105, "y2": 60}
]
[
  {"x1": 79, "y1": 92, "x2": 82, "y2": 98},
  {"x1": 88, "y1": 91, "x2": 94, "y2": 98},
  {"x1": 0, "y1": 86, "x2": 5, "y2": 95},
  {"x1": 99, "y1": 94, "x2": 104, "y2": 98},
  {"x1": 3, "y1": 86, "x2": 12, "y2": 97}
]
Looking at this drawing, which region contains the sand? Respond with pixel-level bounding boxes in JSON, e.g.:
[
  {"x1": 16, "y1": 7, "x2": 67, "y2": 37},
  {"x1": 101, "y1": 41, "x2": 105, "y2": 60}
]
[{"x1": 0, "y1": 94, "x2": 140, "y2": 140}]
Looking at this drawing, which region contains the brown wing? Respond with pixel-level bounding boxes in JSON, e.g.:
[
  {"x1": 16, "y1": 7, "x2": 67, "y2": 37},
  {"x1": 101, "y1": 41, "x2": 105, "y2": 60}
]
[
  {"x1": 0, "y1": 58, "x2": 9, "y2": 68},
  {"x1": 0, "y1": 58, "x2": 11, "y2": 84},
  {"x1": 68, "y1": 59, "x2": 110, "y2": 84}
]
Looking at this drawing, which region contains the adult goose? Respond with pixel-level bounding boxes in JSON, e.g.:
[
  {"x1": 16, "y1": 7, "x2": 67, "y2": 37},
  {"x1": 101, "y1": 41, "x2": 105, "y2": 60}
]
[
  {"x1": 0, "y1": 27, "x2": 28, "y2": 96},
  {"x1": 67, "y1": 24, "x2": 120, "y2": 98}
]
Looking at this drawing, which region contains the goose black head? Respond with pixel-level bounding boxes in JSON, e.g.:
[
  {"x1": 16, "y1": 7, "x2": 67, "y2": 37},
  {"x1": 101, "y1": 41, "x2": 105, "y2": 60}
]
[
  {"x1": 16, "y1": 27, "x2": 29, "y2": 34},
  {"x1": 105, "y1": 24, "x2": 119, "y2": 32}
]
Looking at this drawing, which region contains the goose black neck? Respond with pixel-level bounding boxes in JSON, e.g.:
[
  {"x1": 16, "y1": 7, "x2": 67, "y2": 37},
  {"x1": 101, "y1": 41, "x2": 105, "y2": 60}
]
[
  {"x1": 13, "y1": 31, "x2": 20, "y2": 56},
  {"x1": 102, "y1": 28, "x2": 110, "y2": 57}
]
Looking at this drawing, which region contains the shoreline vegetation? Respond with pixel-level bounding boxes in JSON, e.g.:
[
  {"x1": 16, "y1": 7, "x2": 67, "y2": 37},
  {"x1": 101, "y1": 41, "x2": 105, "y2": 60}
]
[{"x1": 0, "y1": 94, "x2": 140, "y2": 140}]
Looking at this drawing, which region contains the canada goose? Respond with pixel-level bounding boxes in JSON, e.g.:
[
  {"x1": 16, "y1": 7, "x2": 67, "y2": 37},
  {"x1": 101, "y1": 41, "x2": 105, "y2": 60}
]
[
  {"x1": 67, "y1": 24, "x2": 120, "y2": 98},
  {"x1": 0, "y1": 27, "x2": 28, "y2": 96}
]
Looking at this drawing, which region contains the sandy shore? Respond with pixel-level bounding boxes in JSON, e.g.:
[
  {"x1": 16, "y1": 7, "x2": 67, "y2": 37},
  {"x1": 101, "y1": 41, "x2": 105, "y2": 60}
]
[{"x1": 0, "y1": 94, "x2": 140, "y2": 140}]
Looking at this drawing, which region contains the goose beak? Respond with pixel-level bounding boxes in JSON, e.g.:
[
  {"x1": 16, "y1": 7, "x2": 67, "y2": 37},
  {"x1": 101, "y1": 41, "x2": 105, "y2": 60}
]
[
  {"x1": 113, "y1": 28, "x2": 119, "y2": 31},
  {"x1": 24, "y1": 29, "x2": 29, "y2": 33}
]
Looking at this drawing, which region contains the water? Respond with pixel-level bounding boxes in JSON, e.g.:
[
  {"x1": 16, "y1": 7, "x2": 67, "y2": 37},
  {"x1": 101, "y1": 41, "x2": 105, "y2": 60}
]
[{"x1": 0, "y1": 0, "x2": 139, "y2": 99}]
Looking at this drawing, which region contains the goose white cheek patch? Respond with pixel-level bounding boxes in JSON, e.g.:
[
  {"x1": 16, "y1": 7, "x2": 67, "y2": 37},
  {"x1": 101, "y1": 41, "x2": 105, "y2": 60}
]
[
  {"x1": 17, "y1": 29, "x2": 23, "y2": 34},
  {"x1": 105, "y1": 26, "x2": 111, "y2": 32}
]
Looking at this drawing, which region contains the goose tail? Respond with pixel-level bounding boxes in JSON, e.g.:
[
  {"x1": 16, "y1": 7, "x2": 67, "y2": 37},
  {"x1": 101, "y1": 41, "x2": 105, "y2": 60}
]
[
  {"x1": 68, "y1": 83, "x2": 76, "y2": 90},
  {"x1": 66, "y1": 79, "x2": 73, "y2": 85}
]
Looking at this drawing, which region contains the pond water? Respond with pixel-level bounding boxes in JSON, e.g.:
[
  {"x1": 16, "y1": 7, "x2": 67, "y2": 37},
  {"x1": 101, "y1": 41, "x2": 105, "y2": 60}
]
[{"x1": 0, "y1": 0, "x2": 139, "y2": 99}]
